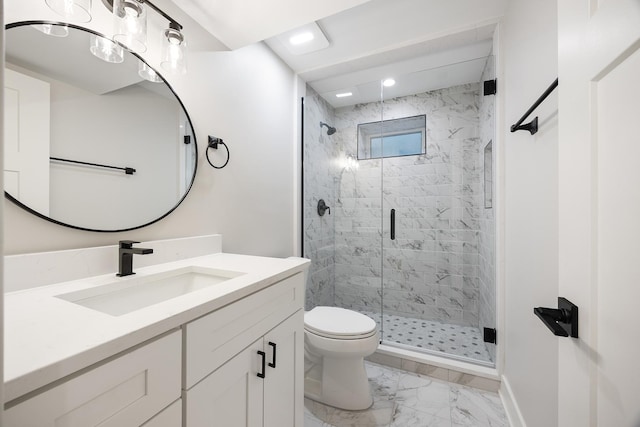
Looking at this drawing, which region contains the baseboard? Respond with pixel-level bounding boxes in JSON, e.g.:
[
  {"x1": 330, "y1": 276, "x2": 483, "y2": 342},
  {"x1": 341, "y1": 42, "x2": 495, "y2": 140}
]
[{"x1": 500, "y1": 375, "x2": 527, "y2": 427}]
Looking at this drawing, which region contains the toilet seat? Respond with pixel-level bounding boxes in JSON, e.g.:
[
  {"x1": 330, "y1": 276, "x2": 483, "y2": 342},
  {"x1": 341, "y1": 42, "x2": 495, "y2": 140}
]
[{"x1": 304, "y1": 307, "x2": 377, "y2": 340}]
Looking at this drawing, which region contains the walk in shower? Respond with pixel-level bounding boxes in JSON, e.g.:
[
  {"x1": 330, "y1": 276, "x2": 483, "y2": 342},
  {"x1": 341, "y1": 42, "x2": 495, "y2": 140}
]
[{"x1": 302, "y1": 51, "x2": 497, "y2": 367}]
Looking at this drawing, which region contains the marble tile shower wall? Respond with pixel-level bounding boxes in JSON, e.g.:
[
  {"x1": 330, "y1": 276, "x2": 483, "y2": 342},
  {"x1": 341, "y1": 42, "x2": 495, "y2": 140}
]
[
  {"x1": 332, "y1": 100, "x2": 385, "y2": 314},
  {"x1": 478, "y1": 56, "x2": 497, "y2": 361},
  {"x1": 333, "y1": 84, "x2": 485, "y2": 327},
  {"x1": 303, "y1": 88, "x2": 339, "y2": 310}
]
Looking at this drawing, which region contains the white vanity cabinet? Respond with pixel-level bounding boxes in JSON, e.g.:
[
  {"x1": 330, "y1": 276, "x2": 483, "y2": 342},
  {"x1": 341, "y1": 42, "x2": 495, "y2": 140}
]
[
  {"x1": 4, "y1": 330, "x2": 182, "y2": 427},
  {"x1": 4, "y1": 257, "x2": 308, "y2": 427},
  {"x1": 184, "y1": 273, "x2": 304, "y2": 427}
]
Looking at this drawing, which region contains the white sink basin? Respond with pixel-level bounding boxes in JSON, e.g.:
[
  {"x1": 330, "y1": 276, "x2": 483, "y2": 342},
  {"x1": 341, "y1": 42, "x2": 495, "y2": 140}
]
[{"x1": 56, "y1": 266, "x2": 245, "y2": 316}]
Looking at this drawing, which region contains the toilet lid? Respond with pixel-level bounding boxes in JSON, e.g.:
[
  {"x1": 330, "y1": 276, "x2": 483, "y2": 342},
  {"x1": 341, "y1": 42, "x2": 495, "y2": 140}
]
[{"x1": 304, "y1": 307, "x2": 377, "y2": 338}]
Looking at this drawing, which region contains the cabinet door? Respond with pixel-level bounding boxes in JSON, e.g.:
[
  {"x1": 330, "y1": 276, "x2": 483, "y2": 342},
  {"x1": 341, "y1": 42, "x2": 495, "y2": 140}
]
[
  {"x1": 184, "y1": 273, "x2": 303, "y2": 389},
  {"x1": 185, "y1": 338, "x2": 264, "y2": 427},
  {"x1": 263, "y1": 310, "x2": 304, "y2": 427},
  {"x1": 4, "y1": 331, "x2": 181, "y2": 427},
  {"x1": 141, "y1": 400, "x2": 181, "y2": 427}
]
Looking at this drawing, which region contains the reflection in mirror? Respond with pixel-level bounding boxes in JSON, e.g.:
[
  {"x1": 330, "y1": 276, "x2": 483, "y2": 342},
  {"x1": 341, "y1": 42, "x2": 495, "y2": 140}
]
[
  {"x1": 4, "y1": 22, "x2": 197, "y2": 232},
  {"x1": 302, "y1": 34, "x2": 497, "y2": 366}
]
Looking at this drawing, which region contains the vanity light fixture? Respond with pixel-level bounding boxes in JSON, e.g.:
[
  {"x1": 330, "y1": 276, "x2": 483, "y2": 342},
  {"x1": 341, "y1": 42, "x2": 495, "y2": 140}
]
[
  {"x1": 383, "y1": 78, "x2": 396, "y2": 87},
  {"x1": 101, "y1": 0, "x2": 188, "y2": 74},
  {"x1": 336, "y1": 92, "x2": 353, "y2": 98},
  {"x1": 112, "y1": 0, "x2": 147, "y2": 53},
  {"x1": 45, "y1": 0, "x2": 92, "y2": 23},
  {"x1": 161, "y1": 22, "x2": 187, "y2": 74},
  {"x1": 90, "y1": 34, "x2": 124, "y2": 63}
]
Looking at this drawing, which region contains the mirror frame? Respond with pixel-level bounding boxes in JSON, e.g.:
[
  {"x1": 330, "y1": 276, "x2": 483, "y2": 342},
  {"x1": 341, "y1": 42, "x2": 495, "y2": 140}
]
[{"x1": 4, "y1": 21, "x2": 198, "y2": 233}]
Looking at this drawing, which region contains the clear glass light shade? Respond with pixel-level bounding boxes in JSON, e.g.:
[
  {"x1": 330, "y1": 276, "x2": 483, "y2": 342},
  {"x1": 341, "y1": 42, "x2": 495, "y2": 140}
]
[
  {"x1": 113, "y1": 0, "x2": 147, "y2": 53},
  {"x1": 32, "y1": 23, "x2": 69, "y2": 37},
  {"x1": 161, "y1": 27, "x2": 187, "y2": 74},
  {"x1": 138, "y1": 61, "x2": 163, "y2": 83},
  {"x1": 89, "y1": 35, "x2": 124, "y2": 63},
  {"x1": 45, "y1": 0, "x2": 92, "y2": 22}
]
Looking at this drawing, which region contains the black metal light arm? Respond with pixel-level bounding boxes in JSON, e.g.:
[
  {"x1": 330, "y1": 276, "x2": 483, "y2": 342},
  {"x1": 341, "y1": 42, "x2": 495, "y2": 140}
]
[{"x1": 144, "y1": 0, "x2": 182, "y2": 30}]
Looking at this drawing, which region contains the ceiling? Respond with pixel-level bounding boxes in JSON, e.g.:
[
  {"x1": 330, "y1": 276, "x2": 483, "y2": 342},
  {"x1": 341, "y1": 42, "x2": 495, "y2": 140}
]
[
  {"x1": 168, "y1": 0, "x2": 372, "y2": 50},
  {"x1": 265, "y1": 0, "x2": 506, "y2": 107},
  {"x1": 170, "y1": 0, "x2": 508, "y2": 107}
]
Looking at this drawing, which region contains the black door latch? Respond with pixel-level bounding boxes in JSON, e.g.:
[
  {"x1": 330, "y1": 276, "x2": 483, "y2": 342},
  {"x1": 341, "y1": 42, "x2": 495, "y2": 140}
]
[{"x1": 534, "y1": 297, "x2": 578, "y2": 338}]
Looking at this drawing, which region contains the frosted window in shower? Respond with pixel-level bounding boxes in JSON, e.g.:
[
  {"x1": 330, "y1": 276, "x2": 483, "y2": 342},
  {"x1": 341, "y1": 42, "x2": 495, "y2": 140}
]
[
  {"x1": 370, "y1": 132, "x2": 423, "y2": 158},
  {"x1": 357, "y1": 114, "x2": 426, "y2": 159}
]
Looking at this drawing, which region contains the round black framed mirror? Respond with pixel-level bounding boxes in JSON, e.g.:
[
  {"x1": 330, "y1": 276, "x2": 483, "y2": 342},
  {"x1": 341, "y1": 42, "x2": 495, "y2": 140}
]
[{"x1": 4, "y1": 21, "x2": 197, "y2": 232}]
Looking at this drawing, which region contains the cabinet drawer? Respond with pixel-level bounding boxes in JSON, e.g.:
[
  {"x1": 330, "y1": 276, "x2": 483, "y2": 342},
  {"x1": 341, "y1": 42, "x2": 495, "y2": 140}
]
[
  {"x1": 184, "y1": 272, "x2": 304, "y2": 388},
  {"x1": 5, "y1": 331, "x2": 182, "y2": 427}
]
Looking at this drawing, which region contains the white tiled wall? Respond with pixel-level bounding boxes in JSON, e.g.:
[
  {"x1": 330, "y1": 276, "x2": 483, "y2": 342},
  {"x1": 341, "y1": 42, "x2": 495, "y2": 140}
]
[{"x1": 303, "y1": 88, "x2": 338, "y2": 309}]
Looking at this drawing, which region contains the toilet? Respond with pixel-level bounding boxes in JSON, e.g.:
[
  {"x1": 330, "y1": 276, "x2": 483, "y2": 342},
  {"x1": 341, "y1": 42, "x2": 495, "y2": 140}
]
[{"x1": 303, "y1": 306, "x2": 379, "y2": 410}]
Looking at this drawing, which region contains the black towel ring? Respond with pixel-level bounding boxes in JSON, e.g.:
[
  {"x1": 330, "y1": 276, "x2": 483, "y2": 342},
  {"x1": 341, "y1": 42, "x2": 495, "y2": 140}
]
[{"x1": 206, "y1": 136, "x2": 230, "y2": 169}]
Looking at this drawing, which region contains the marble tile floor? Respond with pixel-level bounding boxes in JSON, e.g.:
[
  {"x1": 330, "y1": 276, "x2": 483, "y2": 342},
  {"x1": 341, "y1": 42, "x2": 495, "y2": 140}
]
[
  {"x1": 360, "y1": 311, "x2": 494, "y2": 364},
  {"x1": 304, "y1": 362, "x2": 509, "y2": 427}
]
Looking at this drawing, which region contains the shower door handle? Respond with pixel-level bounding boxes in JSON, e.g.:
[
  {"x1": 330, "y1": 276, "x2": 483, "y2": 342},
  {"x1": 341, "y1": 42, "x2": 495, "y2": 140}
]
[{"x1": 390, "y1": 209, "x2": 396, "y2": 240}]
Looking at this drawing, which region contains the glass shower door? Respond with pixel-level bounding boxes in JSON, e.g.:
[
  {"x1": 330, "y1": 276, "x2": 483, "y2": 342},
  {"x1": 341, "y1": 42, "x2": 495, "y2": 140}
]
[{"x1": 379, "y1": 57, "x2": 497, "y2": 366}]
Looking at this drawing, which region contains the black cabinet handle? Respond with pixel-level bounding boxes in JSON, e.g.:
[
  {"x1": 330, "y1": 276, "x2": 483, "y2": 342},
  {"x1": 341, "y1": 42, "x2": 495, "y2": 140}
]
[
  {"x1": 257, "y1": 350, "x2": 266, "y2": 378},
  {"x1": 268, "y1": 342, "x2": 277, "y2": 368},
  {"x1": 390, "y1": 209, "x2": 396, "y2": 240}
]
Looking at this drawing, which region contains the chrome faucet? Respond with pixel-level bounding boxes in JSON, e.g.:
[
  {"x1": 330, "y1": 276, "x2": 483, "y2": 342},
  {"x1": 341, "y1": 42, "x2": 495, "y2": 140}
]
[{"x1": 117, "y1": 240, "x2": 153, "y2": 277}]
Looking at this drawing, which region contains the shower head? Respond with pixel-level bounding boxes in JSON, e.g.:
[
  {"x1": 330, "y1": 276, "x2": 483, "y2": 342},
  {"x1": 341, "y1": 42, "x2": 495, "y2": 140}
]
[{"x1": 320, "y1": 121, "x2": 336, "y2": 135}]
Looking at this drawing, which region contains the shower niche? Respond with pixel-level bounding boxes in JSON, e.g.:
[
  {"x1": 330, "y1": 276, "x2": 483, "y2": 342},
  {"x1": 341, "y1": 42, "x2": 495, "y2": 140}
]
[{"x1": 302, "y1": 49, "x2": 497, "y2": 367}]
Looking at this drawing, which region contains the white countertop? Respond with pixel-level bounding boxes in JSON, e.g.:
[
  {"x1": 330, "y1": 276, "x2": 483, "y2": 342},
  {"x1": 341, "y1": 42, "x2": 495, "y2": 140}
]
[{"x1": 4, "y1": 252, "x2": 310, "y2": 403}]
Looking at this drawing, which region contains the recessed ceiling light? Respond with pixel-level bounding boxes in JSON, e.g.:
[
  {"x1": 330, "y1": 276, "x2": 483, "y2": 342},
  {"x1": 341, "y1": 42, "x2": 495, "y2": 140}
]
[
  {"x1": 383, "y1": 78, "x2": 396, "y2": 87},
  {"x1": 289, "y1": 31, "x2": 314, "y2": 45},
  {"x1": 276, "y1": 22, "x2": 329, "y2": 55},
  {"x1": 336, "y1": 92, "x2": 353, "y2": 98}
]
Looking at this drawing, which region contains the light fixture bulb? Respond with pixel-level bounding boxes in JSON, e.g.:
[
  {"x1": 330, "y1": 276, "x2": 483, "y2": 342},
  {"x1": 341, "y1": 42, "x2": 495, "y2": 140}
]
[
  {"x1": 383, "y1": 78, "x2": 396, "y2": 87},
  {"x1": 289, "y1": 31, "x2": 314, "y2": 45},
  {"x1": 113, "y1": 0, "x2": 147, "y2": 53},
  {"x1": 89, "y1": 34, "x2": 124, "y2": 63},
  {"x1": 32, "y1": 23, "x2": 69, "y2": 37},
  {"x1": 45, "y1": 0, "x2": 92, "y2": 22},
  {"x1": 138, "y1": 60, "x2": 163, "y2": 83},
  {"x1": 161, "y1": 25, "x2": 187, "y2": 74}
]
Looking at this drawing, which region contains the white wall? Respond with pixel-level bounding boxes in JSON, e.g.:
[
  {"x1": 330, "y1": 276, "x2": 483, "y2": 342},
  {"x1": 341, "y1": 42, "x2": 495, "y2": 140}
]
[
  {"x1": 501, "y1": 0, "x2": 559, "y2": 425},
  {"x1": 1, "y1": 0, "x2": 5, "y2": 419},
  {"x1": 4, "y1": 0, "x2": 297, "y2": 257}
]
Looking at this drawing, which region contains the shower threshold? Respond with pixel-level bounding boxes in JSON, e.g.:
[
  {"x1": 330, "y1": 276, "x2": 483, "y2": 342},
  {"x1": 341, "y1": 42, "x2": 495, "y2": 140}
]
[{"x1": 359, "y1": 311, "x2": 494, "y2": 366}]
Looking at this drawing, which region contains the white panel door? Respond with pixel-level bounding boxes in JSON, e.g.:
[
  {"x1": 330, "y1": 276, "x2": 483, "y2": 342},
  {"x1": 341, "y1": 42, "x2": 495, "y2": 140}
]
[
  {"x1": 4, "y1": 68, "x2": 50, "y2": 214},
  {"x1": 558, "y1": 1, "x2": 640, "y2": 426}
]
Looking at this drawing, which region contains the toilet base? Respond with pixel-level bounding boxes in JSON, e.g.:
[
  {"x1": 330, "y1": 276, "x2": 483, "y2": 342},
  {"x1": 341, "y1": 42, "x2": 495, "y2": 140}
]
[{"x1": 304, "y1": 355, "x2": 373, "y2": 411}]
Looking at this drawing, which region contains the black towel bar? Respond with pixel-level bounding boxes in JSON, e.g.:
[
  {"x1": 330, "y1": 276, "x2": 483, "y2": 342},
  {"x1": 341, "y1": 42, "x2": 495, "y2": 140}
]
[
  {"x1": 511, "y1": 78, "x2": 558, "y2": 135},
  {"x1": 50, "y1": 157, "x2": 136, "y2": 175}
]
